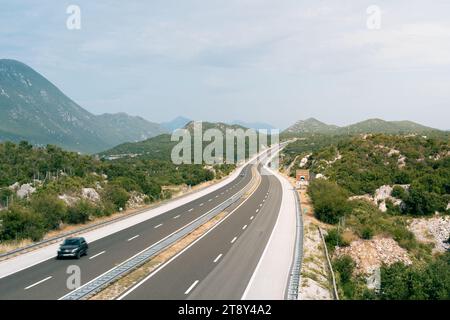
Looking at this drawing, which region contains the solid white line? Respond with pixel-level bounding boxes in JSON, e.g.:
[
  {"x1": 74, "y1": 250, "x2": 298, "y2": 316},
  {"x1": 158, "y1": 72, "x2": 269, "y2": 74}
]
[
  {"x1": 117, "y1": 166, "x2": 262, "y2": 300},
  {"x1": 213, "y1": 254, "x2": 223, "y2": 263},
  {"x1": 24, "y1": 276, "x2": 52, "y2": 290},
  {"x1": 185, "y1": 280, "x2": 199, "y2": 295},
  {"x1": 89, "y1": 251, "x2": 106, "y2": 260},
  {"x1": 250, "y1": 216, "x2": 254, "y2": 220},
  {"x1": 231, "y1": 237, "x2": 238, "y2": 244},
  {"x1": 127, "y1": 235, "x2": 140, "y2": 241},
  {"x1": 154, "y1": 224, "x2": 163, "y2": 229},
  {"x1": 243, "y1": 225, "x2": 248, "y2": 230},
  {"x1": 173, "y1": 215, "x2": 180, "y2": 219}
]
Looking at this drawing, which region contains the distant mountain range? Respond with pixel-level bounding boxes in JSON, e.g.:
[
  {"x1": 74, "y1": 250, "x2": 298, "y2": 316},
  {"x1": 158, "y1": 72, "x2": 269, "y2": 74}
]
[
  {"x1": 160, "y1": 116, "x2": 191, "y2": 132},
  {"x1": 283, "y1": 118, "x2": 440, "y2": 135},
  {"x1": 228, "y1": 120, "x2": 275, "y2": 131},
  {"x1": 99, "y1": 121, "x2": 249, "y2": 160},
  {"x1": 0, "y1": 59, "x2": 166, "y2": 153}
]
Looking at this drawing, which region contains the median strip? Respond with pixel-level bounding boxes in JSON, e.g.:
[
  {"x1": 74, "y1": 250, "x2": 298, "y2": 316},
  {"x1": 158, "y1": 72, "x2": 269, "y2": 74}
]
[{"x1": 60, "y1": 164, "x2": 261, "y2": 300}]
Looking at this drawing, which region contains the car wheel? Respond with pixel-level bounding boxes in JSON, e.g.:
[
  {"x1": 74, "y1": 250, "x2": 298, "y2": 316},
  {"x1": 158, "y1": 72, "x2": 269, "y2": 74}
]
[{"x1": 76, "y1": 251, "x2": 81, "y2": 259}]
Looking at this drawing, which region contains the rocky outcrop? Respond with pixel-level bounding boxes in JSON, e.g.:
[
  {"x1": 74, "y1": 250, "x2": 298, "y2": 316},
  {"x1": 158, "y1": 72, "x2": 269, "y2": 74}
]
[
  {"x1": 126, "y1": 192, "x2": 148, "y2": 209},
  {"x1": 9, "y1": 183, "x2": 36, "y2": 199},
  {"x1": 81, "y1": 188, "x2": 100, "y2": 202},
  {"x1": 408, "y1": 216, "x2": 450, "y2": 253},
  {"x1": 334, "y1": 237, "x2": 412, "y2": 275}
]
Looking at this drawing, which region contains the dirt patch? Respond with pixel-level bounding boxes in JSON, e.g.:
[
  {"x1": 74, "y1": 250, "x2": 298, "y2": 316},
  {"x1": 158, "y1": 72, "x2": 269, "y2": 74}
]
[{"x1": 334, "y1": 237, "x2": 412, "y2": 275}]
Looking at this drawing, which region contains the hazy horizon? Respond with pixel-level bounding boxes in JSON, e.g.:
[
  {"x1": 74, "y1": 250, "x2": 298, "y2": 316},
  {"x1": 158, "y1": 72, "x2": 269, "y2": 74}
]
[{"x1": 1, "y1": 1, "x2": 450, "y2": 130}]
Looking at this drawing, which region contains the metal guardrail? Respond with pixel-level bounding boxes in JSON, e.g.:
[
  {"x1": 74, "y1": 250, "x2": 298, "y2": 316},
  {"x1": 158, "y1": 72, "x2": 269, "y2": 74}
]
[
  {"x1": 60, "y1": 166, "x2": 258, "y2": 300},
  {"x1": 318, "y1": 227, "x2": 340, "y2": 300},
  {"x1": 286, "y1": 187, "x2": 304, "y2": 300},
  {"x1": 0, "y1": 164, "x2": 249, "y2": 261}
]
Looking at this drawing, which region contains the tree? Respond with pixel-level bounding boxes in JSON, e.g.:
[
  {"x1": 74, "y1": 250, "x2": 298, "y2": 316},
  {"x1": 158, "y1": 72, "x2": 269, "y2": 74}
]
[
  {"x1": 0, "y1": 205, "x2": 45, "y2": 241},
  {"x1": 104, "y1": 184, "x2": 129, "y2": 210},
  {"x1": 308, "y1": 180, "x2": 351, "y2": 224}
]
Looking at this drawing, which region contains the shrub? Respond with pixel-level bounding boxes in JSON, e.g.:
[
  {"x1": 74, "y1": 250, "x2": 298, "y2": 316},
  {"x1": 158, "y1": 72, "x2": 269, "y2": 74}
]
[
  {"x1": 325, "y1": 228, "x2": 349, "y2": 252},
  {"x1": 391, "y1": 186, "x2": 407, "y2": 200},
  {"x1": 361, "y1": 226, "x2": 374, "y2": 240},
  {"x1": 308, "y1": 180, "x2": 351, "y2": 224},
  {"x1": 30, "y1": 193, "x2": 67, "y2": 230},
  {"x1": 0, "y1": 205, "x2": 45, "y2": 241},
  {"x1": 64, "y1": 200, "x2": 92, "y2": 224},
  {"x1": 103, "y1": 184, "x2": 129, "y2": 210}
]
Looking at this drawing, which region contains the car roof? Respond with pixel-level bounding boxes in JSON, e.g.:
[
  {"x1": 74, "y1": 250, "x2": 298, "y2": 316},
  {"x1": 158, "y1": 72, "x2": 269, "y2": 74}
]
[{"x1": 65, "y1": 237, "x2": 85, "y2": 241}]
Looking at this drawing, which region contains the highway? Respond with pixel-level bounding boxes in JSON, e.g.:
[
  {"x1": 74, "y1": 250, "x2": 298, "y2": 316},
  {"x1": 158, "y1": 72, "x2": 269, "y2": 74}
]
[
  {"x1": 120, "y1": 164, "x2": 282, "y2": 300},
  {"x1": 0, "y1": 162, "x2": 255, "y2": 300}
]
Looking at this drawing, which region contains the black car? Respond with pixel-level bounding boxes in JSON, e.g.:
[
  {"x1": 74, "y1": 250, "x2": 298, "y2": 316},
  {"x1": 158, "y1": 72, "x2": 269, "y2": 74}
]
[{"x1": 57, "y1": 237, "x2": 88, "y2": 259}]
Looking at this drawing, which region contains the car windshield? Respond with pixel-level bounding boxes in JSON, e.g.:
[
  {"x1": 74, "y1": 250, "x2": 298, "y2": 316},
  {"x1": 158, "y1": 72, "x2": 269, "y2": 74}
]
[{"x1": 63, "y1": 239, "x2": 80, "y2": 246}]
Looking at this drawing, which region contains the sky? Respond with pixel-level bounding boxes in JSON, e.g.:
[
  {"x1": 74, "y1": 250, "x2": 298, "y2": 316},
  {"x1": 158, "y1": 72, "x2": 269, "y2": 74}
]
[{"x1": 1, "y1": 0, "x2": 449, "y2": 130}]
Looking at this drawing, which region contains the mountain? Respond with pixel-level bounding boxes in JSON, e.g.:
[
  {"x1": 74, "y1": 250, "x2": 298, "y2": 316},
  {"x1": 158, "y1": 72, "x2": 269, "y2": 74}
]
[
  {"x1": 99, "y1": 121, "x2": 250, "y2": 160},
  {"x1": 337, "y1": 119, "x2": 438, "y2": 135},
  {"x1": 229, "y1": 120, "x2": 275, "y2": 131},
  {"x1": 0, "y1": 59, "x2": 166, "y2": 153},
  {"x1": 284, "y1": 118, "x2": 339, "y2": 134},
  {"x1": 160, "y1": 116, "x2": 191, "y2": 132},
  {"x1": 96, "y1": 112, "x2": 166, "y2": 144},
  {"x1": 283, "y1": 117, "x2": 440, "y2": 136}
]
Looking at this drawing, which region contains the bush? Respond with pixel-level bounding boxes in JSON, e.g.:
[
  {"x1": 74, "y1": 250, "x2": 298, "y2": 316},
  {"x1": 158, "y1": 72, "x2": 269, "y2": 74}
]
[
  {"x1": 361, "y1": 226, "x2": 374, "y2": 240},
  {"x1": 30, "y1": 193, "x2": 67, "y2": 230},
  {"x1": 379, "y1": 253, "x2": 450, "y2": 300},
  {"x1": 403, "y1": 184, "x2": 446, "y2": 215},
  {"x1": 391, "y1": 186, "x2": 407, "y2": 200},
  {"x1": 0, "y1": 205, "x2": 45, "y2": 241},
  {"x1": 325, "y1": 228, "x2": 349, "y2": 252},
  {"x1": 104, "y1": 184, "x2": 129, "y2": 210},
  {"x1": 308, "y1": 180, "x2": 351, "y2": 224},
  {"x1": 64, "y1": 200, "x2": 92, "y2": 224}
]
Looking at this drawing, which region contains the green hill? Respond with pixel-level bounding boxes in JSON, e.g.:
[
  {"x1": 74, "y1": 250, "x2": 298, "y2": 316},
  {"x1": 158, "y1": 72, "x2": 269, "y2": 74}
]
[{"x1": 0, "y1": 59, "x2": 166, "y2": 153}]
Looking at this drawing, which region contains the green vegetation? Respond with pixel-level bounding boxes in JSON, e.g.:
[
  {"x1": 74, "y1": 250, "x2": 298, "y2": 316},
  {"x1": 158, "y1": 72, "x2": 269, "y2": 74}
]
[
  {"x1": 283, "y1": 132, "x2": 449, "y2": 300},
  {"x1": 308, "y1": 180, "x2": 351, "y2": 224},
  {"x1": 378, "y1": 252, "x2": 450, "y2": 300},
  {"x1": 0, "y1": 141, "x2": 235, "y2": 242}
]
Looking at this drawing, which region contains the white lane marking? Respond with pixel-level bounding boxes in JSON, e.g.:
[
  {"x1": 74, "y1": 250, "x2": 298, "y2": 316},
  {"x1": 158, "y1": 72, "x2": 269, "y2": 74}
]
[
  {"x1": 173, "y1": 215, "x2": 181, "y2": 219},
  {"x1": 188, "y1": 208, "x2": 193, "y2": 212},
  {"x1": 213, "y1": 254, "x2": 223, "y2": 263},
  {"x1": 243, "y1": 225, "x2": 248, "y2": 230},
  {"x1": 250, "y1": 216, "x2": 254, "y2": 220},
  {"x1": 24, "y1": 276, "x2": 52, "y2": 290},
  {"x1": 231, "y1": 237, "x2": 237, "y2": 244},
  {"x1": 256, "y1": 209, "x2": 259, "y2": 213},
  {"x1": 259, "y1": 203, "x2": 263, "y2": 207},
  {"x1": 116, "y1": 164, "x2": 263, "y2": 300},
  {"x1": 215, "y1": 195, "x2": 219, "y2": 198},
  {"x1": 154, "y1": 223, "x2": 163, "y2": 229},
  {"x1": 208, "y1": 199, "x2": 212, "y2": 202},
  {"x1": 199, "y1": 203, "x2": 204, "y2": 207},
  {"x1": 127, "y1": 235, "x2": 140, "y2": 241},
  {"x1": 89, "y1": 251, "x2": 106, "y2": 260},
  {"x1": 185, "y1": 280, "x2": 199, "y2": 295}
]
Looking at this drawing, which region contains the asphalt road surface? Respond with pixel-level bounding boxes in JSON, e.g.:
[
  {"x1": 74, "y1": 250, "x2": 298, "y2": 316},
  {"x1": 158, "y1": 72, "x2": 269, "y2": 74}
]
[
  {"x1": 0, "y1": 164, "x2": 255, "y2": 300},
  {"x1": 120, "y1": 166, "x2": 282, "y2": 300}
]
